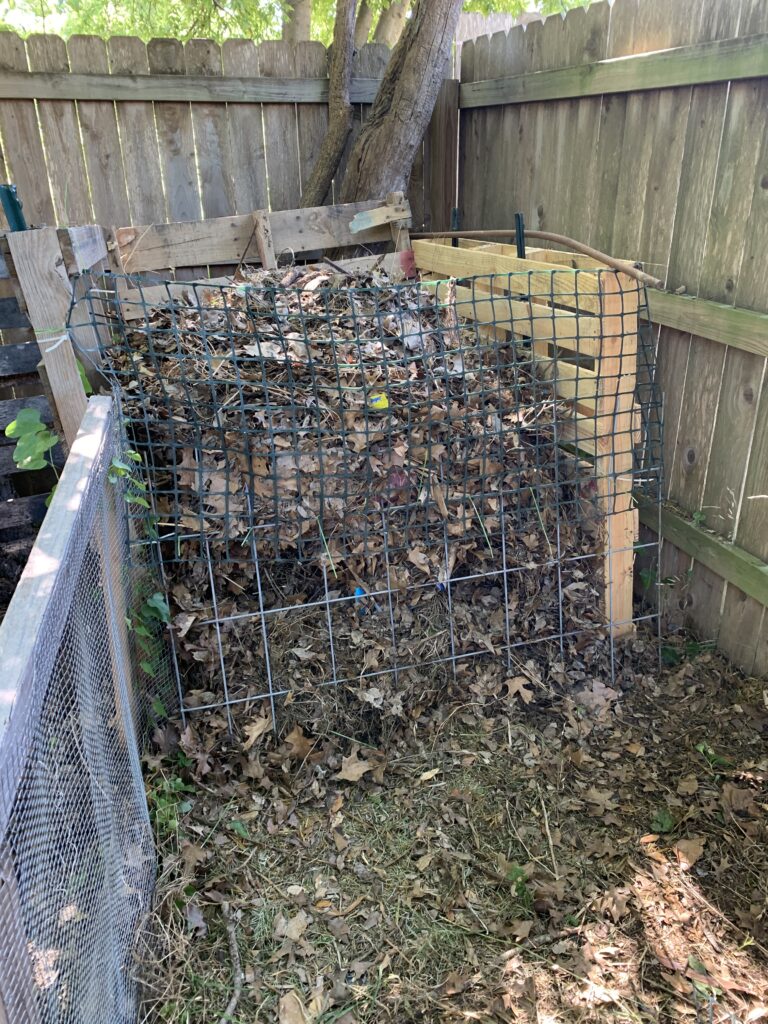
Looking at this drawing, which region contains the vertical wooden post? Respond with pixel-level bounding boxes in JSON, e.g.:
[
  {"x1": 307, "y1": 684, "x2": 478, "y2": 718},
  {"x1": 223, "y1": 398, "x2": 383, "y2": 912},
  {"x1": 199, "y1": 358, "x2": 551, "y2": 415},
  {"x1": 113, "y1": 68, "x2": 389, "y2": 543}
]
[
  {"x1": 595, "y1": 271, "x2": 639, "y2": 637},
  {"x1": 6, "y1": 228, "x2": 87, "y2": 446},
  {"x1": 426, "y1": 78, "x2": 460, "y2": 232}
]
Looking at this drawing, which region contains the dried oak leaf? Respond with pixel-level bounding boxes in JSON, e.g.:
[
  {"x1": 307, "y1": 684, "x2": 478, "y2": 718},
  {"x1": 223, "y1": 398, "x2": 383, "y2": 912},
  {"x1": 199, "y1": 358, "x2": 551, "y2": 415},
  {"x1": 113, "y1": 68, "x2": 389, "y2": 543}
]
[
  {"x1": 674, "y1": 836, "x2": 706, "y2": 870},
  {"x1": 334, "y1": 753, "x2": 376, "y2": 783},
  {"x1": 282, "y1": 727, "x2": 315, "y2": 760},
  {"x1": 507, "y1": 676, "x2": 534, "y2": 704},
  {"x1": 242, "y1": 713, "x2": 272, "y2": 751},
  {"x1": 677, "y1": 775, "x2": 699, "y2": 795},
  {"x1": 274, "y1": 909, "x2": 311, "y2": 943},
  {"x1": 278, "y1": 990, "x2": 309, "y2": 1024}
]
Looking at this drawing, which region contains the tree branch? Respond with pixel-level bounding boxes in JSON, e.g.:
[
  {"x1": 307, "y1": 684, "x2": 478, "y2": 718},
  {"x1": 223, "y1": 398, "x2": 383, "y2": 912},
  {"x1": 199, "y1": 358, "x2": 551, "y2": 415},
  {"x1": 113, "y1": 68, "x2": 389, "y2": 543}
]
[
  {"x1": 355, "y1": 0, "x2": 375, "y2": 47},
  {"x1": 373, "y1": 0, "x2": 411, "y2": 46},
  {"x1": 340, "y1": 0, "x2": 463, "y2": 203},
  {"x1": 300, "y1": 0, "x2": 356, "y2": 207}
]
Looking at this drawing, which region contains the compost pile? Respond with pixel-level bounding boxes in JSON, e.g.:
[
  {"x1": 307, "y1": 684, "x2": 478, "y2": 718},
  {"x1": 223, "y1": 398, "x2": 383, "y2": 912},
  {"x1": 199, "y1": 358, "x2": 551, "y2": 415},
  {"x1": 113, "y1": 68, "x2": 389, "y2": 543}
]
[{"x1": 103, "y1": 262, "x2": 620, "y2": 726}]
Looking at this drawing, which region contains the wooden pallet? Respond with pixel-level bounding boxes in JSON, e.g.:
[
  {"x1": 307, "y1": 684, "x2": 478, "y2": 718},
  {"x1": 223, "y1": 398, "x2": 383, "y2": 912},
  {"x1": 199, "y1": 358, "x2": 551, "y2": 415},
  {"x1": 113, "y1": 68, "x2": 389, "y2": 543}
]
[{"x1": 412, "y1": 236, "x2": 640, "y2": 638}]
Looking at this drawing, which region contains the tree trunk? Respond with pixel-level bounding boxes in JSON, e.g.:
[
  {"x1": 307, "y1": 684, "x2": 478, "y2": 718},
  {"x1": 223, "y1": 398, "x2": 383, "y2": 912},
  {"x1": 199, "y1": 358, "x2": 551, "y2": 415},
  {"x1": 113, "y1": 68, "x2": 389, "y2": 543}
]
[
  {"x1": 282, "y1": 0, "x2": 311, "y2": 41},
  {"x1": 354, "y1": 0, "x2": 375, "y2": 47},
  {"x1": 300, "y1": 0, "x2": 356, "y2": 207},
  {"x1": 340, "y1": 0, "x2": 462, "y2": 203},
  {"x1": 373, "y1": 0, "x2": 411, "y2": 46}
]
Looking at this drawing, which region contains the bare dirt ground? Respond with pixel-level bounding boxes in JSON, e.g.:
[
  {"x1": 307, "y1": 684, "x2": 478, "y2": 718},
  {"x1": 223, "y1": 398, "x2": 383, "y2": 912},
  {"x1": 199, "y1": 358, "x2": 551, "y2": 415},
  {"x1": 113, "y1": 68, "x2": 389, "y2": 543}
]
[{"x1": 141, "y1": 643, "x2": 768, "y2": 1023}]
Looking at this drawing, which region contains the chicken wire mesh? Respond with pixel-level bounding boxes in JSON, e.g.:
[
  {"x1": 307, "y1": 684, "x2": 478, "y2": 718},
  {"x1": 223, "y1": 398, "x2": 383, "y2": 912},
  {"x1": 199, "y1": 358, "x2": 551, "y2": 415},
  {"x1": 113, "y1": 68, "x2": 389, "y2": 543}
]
[
  {"x1": 74, "y1": 263, "x2": 662, "y2": 726},
  {"x1": 0, "y1": 399, "x2": 171, "y2": 1023}
]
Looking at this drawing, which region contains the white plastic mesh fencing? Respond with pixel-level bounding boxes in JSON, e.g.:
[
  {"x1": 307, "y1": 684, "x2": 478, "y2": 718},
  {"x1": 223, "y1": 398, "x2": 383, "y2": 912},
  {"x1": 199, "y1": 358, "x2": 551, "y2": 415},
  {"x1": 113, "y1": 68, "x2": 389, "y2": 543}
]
[{"x1": 0, "y1": 398, "x2": 160, "y2": 1024}]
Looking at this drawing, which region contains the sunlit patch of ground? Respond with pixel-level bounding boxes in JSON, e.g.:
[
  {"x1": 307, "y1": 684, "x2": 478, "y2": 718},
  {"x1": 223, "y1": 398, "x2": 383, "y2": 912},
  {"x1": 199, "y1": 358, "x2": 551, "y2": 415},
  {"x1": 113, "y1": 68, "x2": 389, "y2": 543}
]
[{"x1": 140, "y1": 649, "x2": 768, "y2": 1023}]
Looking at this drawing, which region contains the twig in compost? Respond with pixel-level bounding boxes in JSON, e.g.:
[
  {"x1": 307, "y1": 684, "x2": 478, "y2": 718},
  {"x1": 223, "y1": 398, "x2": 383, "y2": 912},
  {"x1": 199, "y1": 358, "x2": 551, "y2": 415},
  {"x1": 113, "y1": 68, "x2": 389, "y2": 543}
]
[
  {"x1": 537, "y1": 786, "x2": 560, "y2": 881},
  {"x1": 322, "y1": 255, "x2": 354, "y2": 277},
  {"x1": 217, "y1": 902, "x2": 243, "y2": 1024}
]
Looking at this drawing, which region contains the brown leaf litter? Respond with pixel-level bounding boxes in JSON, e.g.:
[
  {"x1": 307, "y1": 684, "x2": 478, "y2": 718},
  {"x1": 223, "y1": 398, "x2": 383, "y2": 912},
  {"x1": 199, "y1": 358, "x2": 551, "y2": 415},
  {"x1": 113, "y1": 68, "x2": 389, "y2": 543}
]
[{"x1": 140, "y1": 648, "x2": 768, "y2": 1023}]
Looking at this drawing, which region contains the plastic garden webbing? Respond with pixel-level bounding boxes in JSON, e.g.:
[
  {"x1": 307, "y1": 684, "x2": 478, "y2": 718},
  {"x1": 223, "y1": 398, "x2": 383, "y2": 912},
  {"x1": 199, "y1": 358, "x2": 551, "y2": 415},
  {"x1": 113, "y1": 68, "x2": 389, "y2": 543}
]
[
  {"x1": 0, "y1": 411, "x2": 159, "y2": 1024},
  {"x1": 81, "y1": 269, "x2": 662, "y2": 569}
]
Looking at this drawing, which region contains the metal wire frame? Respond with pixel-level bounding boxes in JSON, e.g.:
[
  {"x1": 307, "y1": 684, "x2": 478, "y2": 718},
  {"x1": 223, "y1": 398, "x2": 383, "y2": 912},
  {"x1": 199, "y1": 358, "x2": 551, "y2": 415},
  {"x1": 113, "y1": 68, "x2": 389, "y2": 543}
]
[{"x1": 73, "y1": 267, "x2": 662, "y2": 720}]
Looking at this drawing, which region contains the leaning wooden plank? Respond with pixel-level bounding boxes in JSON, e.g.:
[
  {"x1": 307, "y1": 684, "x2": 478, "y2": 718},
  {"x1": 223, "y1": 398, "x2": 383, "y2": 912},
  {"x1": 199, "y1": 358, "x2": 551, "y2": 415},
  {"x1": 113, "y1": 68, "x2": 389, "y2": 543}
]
[
  {"x1": 269, "y1": 200, "x2": 408, "y2": 255},
  {"x1": 425, "y1": 277, "x2": 602, "y2": 355},
  {"x1": 57, "y1": 225, "x2": 109, "y2": 274},
  {"x1": 349, "y1": 199, "x2": 412, "y2": 233},
  {"x1": 637, "y1": 495, "x2": 768, "y2": 610},
  {"x1": 645, "y1": 291, "x2": 768, "y2": 358},
  {"x1": 115, "y1": 200, "x2": 405, "y2": 273},
  {"x1": 0, "y1": 70, "x2": 383, "y2": 103},
  {"x1": 412, "y1": 240, "x2": 601, "y2": 314},
  {"x1": 0, "y1": 397, "x2": 111, "y2": 734},
  {"x1": 460, "y1": 33, "x2": 768, "y2": 108},
  {"x1": 6, "y1": 229, "x2": 87, "y2": 445}
]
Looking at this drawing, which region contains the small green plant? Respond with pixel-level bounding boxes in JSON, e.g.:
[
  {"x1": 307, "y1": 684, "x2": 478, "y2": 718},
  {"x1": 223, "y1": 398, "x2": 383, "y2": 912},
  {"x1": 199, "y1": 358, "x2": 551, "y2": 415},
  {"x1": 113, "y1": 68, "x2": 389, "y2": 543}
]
[
  {"x1": 147, "y1": 773, "x2": 195, "y2": 840},
  {"x1": 127, "y1": 591, "x2": 171, "y2": 679},
  {"x1": 695, "y1": 741, "x2": 732, "y2": 769},
  {"x1": 108, "y1": 450, "x2": 151, "y2": 508},
  {"x1": 505, "y1": 862, "x2": 533, "y2": 911},
  {"x1": 651, "y1": 806, "x2": 675, "y2": 834},
  {"x1": 639, "y1": 567, "x2": 656, "y2": 591},
  {"x1": 692, "y1": 509, "x2": 706, "y2": 528},
  {"x1": 5, "y1": 407, "x2": 60, "y2": 505}
]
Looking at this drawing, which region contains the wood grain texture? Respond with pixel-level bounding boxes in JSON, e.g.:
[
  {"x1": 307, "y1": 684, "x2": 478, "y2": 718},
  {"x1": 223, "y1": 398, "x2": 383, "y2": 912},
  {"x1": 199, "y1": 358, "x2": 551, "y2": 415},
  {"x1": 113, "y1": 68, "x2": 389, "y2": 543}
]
[
  {"x1": 258, "y1": 41, "x2": 302, "y2": 211},
  {"x1": 0, "y1": 32, "x2": 55, "y2": 226},
  {"x1": 221, "y1": 40, "x2": 269, "y2": 214},
  {"x1": 0, "y1": 68, "x2": 382, "y2": 103},
  {"x1": 107, "y1": 36, "x2": 167, "y2": 225},
  {"x1": 294, "y1": 42, "x2": 329, "y2": 203},
  {"x1": 459, "y1": 31, "x2": 768, "y2": 107},
  {"x1": 185, "y1": 39, "x2": 235, "y2": 220},
  {"x1": 25, "y1": 34, "x2": 93, "y2": 225},
  {"x1": 66, "y1": 35, "x2": 130, "y2": 225},
  {"x1": 6, "y1": 229, "x2": 87, "y2": 444}
]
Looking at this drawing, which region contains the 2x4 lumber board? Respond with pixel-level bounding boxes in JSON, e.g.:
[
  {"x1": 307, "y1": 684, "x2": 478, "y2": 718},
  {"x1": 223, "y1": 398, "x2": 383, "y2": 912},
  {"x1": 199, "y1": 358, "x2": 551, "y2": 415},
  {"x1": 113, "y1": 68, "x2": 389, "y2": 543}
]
[
  {"x1": 413, "y1": 240, "x2": 601, "y2": 314},
  {"x1": 0, "y1": 397, "x2": 112, "y2": 735},
  {"x1": 595, "y1": 272, "x2": 639, "y2": 638},
  {"x1": 5, "y1": 229, "x2": 87, "y2": 445},
  {"x1": 0, "y1": 70, "x2": 383, "y2": 104},
  {"x1": 637, "y1": 496, "x2": 768, "y2": 611},
  {"x1": 424, "y1": 276, "x2": 602, "y2": 355},
  {"x1": 57, "y1": 225, "x2": 109, "y2": 274},
  {"x1": 349, "y1": 199, "x2": 411, "y2": 233},
  {"x1": 532, "y1": 339, "x2": 598, "y2": 407},
  {"x1": 460, "y1": 33, "x2": 768, "y2": 108},
  {"x1": 645, "y1": 291, "x2": 768, "y2": 358},
  {"x1": 116, "y1": 200, "x2": 403, "y2": 273}
]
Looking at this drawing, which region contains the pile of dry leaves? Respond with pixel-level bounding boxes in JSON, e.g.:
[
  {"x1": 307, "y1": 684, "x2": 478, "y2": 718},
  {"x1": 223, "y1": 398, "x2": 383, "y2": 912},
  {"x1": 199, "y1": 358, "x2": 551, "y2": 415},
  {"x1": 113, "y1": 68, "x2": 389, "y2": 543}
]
[
  {"x1": 104, "y1": 263, "x2": 616, "y2": 726},
  {"x1": 139, "y1": 644, "x2": 768, "y2": 1023}
]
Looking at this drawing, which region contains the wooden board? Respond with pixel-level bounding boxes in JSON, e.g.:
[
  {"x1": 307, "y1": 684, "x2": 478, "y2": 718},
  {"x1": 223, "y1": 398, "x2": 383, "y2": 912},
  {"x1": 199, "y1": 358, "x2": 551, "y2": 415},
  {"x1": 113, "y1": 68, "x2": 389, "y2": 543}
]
[
  {"x1": 0, "y1": 32, "x2": 55, "y2": 226},
  {"x1": 295, "y1": 43, "x2": 329, "y2": 204},
  {"x1": 107, "y1": 36, "x2": 167, "y2": 225},
  {"x1": 0, "y1": 69, "x2": 382, "y2": 104},
  {"x1": 413, "y1": 240, "x2": 601, "y2": 314},
  {"x1": 221, "y1": 40, "x2": 269, "y2": 214},
  {"x1": 116, "y1": 200, "x2": 406, "y2": 273},
  {"x1": 25, "y1": 34, "x2": 92, "y2": 224},
  {"x1": 5, "y1": 229, "x2": 87, "y2": 445},
  {"x1": 423, "y1": 276, "x2": 602, "y2": 355},
  {"x1": 459, "y1": 32, "x2": 768, "y2": 107},
  {"x1": 259, "y1": 41, "x2": 302, "y2": 211},
  {"x1": 185, "y1": 39, "x2": 235, "y2": 221},
  {"x1": 427, "y1": 78, "x2": 460, "y2": 232},
  {"x1": 66, "y1": 35, "x2": 131, "y2": 226}
]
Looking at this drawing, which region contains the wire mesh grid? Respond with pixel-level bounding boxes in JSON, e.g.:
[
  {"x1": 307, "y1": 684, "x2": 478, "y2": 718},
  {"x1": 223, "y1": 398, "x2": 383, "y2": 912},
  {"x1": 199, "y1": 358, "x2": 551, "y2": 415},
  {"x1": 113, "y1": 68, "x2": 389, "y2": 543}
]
[
  {"x1": 0, "y1": 401, "x2": 170, "y2": 1023},
  {"x1": 76, "y1": 264, "x2": 662, "y2": 723}
]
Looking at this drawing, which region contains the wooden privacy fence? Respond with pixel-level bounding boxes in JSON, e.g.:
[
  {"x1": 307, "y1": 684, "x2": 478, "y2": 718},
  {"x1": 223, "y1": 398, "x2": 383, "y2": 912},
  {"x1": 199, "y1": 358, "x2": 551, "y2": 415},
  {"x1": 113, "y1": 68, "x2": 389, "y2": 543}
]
[
  {"x1": 457, "y1": 0, "x2": 768, "y2": 675},
  {"x1": 0, "y1": 32, "x2": 454, "y2": 234}
]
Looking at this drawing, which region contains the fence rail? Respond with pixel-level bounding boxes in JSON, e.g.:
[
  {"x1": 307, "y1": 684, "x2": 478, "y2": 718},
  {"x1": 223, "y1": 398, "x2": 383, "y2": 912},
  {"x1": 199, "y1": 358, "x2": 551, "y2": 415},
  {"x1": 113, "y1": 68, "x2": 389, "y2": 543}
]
[{"x1": 458, "y1": 0, "x2": 768, "y2": 676}]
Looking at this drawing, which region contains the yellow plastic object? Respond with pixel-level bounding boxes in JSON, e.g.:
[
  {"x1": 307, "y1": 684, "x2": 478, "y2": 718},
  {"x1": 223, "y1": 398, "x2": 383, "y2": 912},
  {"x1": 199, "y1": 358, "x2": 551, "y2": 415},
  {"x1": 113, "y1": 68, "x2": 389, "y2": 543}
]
[{"x1": 367, "y1": 391, "x2": 389, "y2": 411}]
